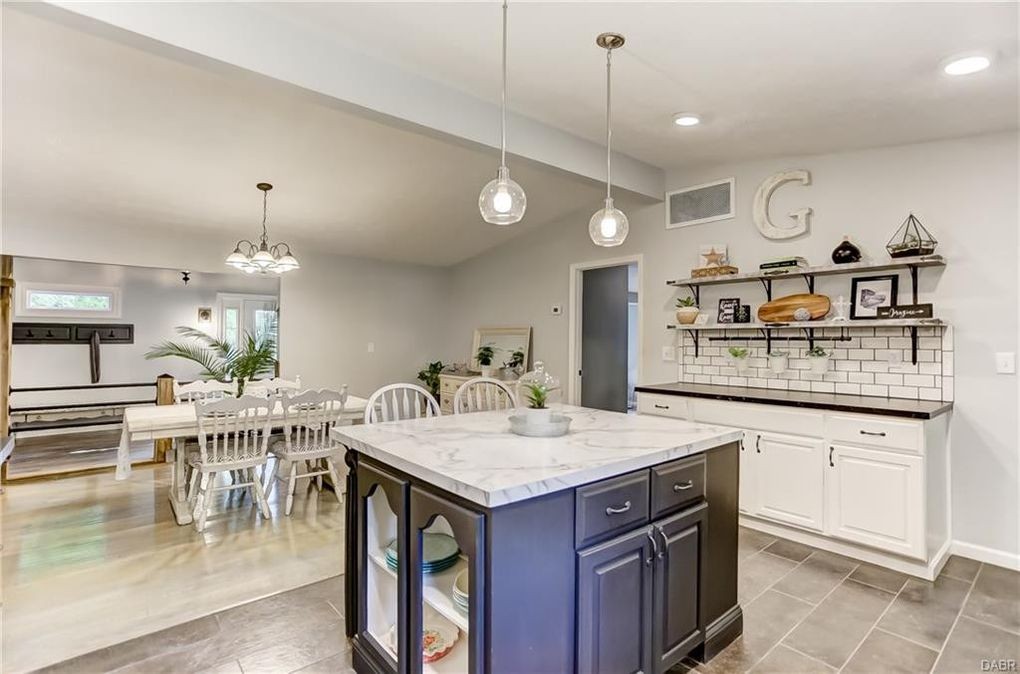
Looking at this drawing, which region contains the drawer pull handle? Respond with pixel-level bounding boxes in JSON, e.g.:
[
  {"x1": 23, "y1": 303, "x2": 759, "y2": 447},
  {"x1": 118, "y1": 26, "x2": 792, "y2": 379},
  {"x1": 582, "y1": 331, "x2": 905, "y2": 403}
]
[
  {"x1": 654, "y1": 404, "x2": 670, "y2": 410},
  {"x1": 645, "y1": 531, "x2": 658, "y2": 566},
  {"x1": 605, "y1": 501, "x2": 632, "y2": 516},
  {"x1": 829, "y1": 446, "x2": 835, "y2": 467},
  {"x1": 673, "y1": 480, "x2": 694, "y2": 492},
  {"x1": 859, "y1": 430, "x2": 887, "y2": 437},
  {"x1": 756, "y1": 435, "x2": 762, "y2": 454}
]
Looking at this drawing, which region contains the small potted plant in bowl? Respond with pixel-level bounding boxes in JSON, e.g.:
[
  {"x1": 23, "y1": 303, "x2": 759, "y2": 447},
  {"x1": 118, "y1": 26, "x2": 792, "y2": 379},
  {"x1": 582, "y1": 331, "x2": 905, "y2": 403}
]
[
  {"x1": 728, "y1": 346, "x2": 750, "y2": 374},
  {"x1": 476, "y1": 345, "x2": 495, "y2": 378},
  {"x1": 807, "y1": 345, "x2": 830, "y2": 374},
  {"x1": 521, "y1": 382, "x2": 552, "y2": 424},
  {"x1": 768, "y1": 350, "x2": 789, "y2": 374},
  {"x1": 675, "y1": 296, "x2": 700, "y2": 325}
]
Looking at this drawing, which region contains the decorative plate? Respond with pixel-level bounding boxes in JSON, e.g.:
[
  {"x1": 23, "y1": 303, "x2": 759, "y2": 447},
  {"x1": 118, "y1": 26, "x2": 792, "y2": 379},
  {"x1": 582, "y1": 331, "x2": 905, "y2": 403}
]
[
  {"x1": 422, "y1": 621, "x2": 459, "y2": 663},
  {"x1": 386, "y1": 534, "x2": 460, "y2": 566}
]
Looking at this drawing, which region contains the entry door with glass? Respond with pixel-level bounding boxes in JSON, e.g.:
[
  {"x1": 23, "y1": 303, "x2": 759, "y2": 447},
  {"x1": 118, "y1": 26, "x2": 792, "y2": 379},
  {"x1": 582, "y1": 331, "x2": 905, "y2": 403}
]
[{"x1": 217, "y1": 293, "x2": 279, "y2": 351}]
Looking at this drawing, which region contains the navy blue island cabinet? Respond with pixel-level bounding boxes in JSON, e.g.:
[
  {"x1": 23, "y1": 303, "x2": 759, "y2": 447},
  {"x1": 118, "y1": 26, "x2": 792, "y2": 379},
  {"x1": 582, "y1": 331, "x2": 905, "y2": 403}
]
[{"x1": 343, "y1": 441, "x2": 741, "y2": 674}]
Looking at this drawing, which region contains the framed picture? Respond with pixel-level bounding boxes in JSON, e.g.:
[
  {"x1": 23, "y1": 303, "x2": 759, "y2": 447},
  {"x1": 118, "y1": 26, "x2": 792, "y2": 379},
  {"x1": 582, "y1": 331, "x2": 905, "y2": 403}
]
[
  {"x1": 717, "y1": 298, "x2": 740, "y2": 324},
  {"x1": 850, "y1": 275, "x2": 899, "y2": 319},
  {"x1": 665, "y1": 177, "x2": 735, "y2": 229}
]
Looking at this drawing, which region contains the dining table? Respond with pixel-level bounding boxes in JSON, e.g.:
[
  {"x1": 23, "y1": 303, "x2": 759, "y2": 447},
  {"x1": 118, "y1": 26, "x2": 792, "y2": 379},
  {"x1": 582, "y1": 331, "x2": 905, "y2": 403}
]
[{"x1": 116, "y1": 395, "x2": 369, "y2": 525}]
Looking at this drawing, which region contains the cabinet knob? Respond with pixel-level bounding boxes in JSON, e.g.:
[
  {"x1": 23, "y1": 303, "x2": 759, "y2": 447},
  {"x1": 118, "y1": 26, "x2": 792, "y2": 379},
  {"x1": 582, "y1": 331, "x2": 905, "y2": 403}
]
[
  {"x1": 605, "y1": 501, "x2": 632, "y2": 516},
  {"x1": 673, "y1": 480, "x2": 694, "y2": 492}
]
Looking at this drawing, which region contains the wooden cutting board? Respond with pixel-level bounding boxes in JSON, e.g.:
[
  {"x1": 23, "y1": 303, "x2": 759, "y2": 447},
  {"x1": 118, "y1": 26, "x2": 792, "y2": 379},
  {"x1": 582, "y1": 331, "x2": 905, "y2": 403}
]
[{"x1": 757, "y1": 293, "x2": 831, "y2": 323}]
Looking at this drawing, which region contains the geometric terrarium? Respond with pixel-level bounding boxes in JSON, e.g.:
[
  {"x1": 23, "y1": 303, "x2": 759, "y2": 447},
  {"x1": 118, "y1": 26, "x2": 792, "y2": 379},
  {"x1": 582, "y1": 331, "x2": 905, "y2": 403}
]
[{"x1": 886, "y1": 213, "x2": 938, "y2": 258}]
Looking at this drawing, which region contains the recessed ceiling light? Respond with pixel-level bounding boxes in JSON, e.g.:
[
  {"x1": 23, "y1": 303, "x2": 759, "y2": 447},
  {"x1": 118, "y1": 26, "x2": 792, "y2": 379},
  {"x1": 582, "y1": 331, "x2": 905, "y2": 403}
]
[
  {"x1": 672, "y1": 113, "x2": 701, "y2": 127},
  {"x1": 943, "y1": 55, "x2": 991, "y2": 76}
]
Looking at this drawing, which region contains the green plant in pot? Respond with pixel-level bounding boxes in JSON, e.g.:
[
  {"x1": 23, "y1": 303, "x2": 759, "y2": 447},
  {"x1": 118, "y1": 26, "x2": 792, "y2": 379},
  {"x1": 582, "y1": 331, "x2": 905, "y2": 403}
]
[
  {"x1": 476, "y1": 345, "x2": 496, "y2": 378},
  {"x1": 521, "y1": 382, "x2": 552, "y2": 424},
  {"x1": 675, "y1": 296, "x2": 700, "y2": 325},
  {"x1": 416, "y1": 360, "x2": 445, "y2": 398},
  {"x1": 503, "y1": 348, "x2": 525, "y2": 377},
  {"x1": 145, "y1": 327, "x2": 276, "y2": 396},
  {"x1": 728, "y1": 346, "x2": 751, "y2": 374},
  {"x1": 807, "y1": 345, "x2": 830, "y2": 374}
]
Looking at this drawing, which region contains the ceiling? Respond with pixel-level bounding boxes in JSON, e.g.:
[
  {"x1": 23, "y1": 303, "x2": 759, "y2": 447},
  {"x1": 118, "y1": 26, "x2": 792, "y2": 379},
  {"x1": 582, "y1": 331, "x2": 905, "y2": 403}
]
[
  {"x1": 1, "y1": 7, "x2": 607, "y2": 267},
  {"x1": 273, "y1": 1, "x2": 1019, "y2": 169}
]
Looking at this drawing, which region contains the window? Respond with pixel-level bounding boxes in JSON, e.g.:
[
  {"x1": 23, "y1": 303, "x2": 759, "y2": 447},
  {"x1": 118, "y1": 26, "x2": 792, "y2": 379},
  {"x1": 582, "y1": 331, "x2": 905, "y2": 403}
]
[{"x1": 16, "y1": 283, "x2": 121, "y2": 319}]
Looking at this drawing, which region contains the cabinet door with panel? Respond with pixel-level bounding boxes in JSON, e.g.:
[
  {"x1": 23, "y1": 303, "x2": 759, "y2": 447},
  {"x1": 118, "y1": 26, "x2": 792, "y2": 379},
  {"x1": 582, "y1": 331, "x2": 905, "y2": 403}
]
[
  {"x1": 577, "y1": 526, "x2": 655, "y2": 674},
  {"x1": 754, "y1": 432, "x2": 825, "y2": 531},
  {"x1": 738, "y1": 430, "x2": 756, "y2": 516},
  {"x1": 826, "y1": 444, "x2": 925, "y2": 559},
  {"x1": 652, "y1": 503, "x2": 707, "y2": 673}
]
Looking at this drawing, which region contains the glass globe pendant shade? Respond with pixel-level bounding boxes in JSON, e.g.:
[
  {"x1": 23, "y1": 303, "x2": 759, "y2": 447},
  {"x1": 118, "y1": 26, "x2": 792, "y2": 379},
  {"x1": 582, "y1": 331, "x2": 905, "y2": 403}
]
[
  {"x1": 225, "y1": 248, "x2": 250, "y2": 269},
  {"x1": 250, "y1": 245, "x2": 276, "y2": 269},
  {"x1": 275, "y1": 253, "x2": 300, "y2": 272},
  {"x1": 479, "y1": 166, "x2": 526, "y2": 225},
  {"x1": 588, "y1": 197, "x2": 629, "y2": 247}
]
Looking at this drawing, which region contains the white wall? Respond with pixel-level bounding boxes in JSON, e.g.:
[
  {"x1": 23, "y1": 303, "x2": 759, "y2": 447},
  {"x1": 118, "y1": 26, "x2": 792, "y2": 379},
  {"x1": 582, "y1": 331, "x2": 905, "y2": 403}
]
[
  {"x1": 277, "y1": 250, "x2": 451, "y2": 397},
  {"x1": 445, "y1": 132, "x2": 1019, "y2": 561},
  {"x1": 10, "y1": 258, "x2": 278, "y2": 406}
]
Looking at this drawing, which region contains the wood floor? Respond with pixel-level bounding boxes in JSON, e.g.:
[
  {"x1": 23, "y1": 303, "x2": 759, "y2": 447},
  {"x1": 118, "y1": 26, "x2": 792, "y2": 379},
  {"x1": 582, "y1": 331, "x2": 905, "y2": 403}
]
[
  {"x1": 5, "y1": 430, "x2": 153, "y2": 479},
  {"x1": 1, "y1": 461, "x2": 345, "y2": 673}
]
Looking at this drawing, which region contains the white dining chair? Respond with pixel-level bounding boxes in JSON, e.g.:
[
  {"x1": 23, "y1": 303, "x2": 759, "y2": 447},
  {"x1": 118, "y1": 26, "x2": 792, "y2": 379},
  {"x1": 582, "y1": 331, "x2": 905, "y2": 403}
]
[
  {"x1": 364, "y1": 383, "x2": 440, "y2": 424},
  {"x1": 174, "y1": 379, "x2": 236, "y2": 403},
  {"x1": 453, "y1": 377, "x2": 517, "y2": 414},
  {"x1": 244, "y1": 375, "x2": 302, "y2": 400},
  {"x1": 188, "y1": 395, "x2": 273, "y2": 532},
  {"x1": 267, "y1": 389, "x2": 348, "y2": 515}
]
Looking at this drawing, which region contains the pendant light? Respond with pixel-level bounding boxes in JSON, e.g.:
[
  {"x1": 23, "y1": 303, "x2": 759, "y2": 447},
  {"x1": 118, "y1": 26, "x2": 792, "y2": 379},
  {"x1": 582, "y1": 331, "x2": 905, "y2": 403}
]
[
  {"x1": 225, "y1": 183, "x2": 300, "y2": 274},
  {"x1": 478, "y1": 0, "x2": 526, "y2": 225},
  {"x1": 589, "y1": 32, "x2": 629, "y2": 247}
]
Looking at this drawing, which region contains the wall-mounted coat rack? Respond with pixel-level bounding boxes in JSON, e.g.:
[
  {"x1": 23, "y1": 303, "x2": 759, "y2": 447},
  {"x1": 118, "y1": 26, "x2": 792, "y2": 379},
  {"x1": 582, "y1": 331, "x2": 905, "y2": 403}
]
[{"x1": 12, "y1": 323, "x2": 134, "y2": 344}]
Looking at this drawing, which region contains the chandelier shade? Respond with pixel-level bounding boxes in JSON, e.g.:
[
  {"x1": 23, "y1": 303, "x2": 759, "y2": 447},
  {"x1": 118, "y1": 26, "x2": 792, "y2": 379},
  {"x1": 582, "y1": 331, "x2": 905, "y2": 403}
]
[{"x1": 225, "y1": 183, "x2": 299, "y2": 274}]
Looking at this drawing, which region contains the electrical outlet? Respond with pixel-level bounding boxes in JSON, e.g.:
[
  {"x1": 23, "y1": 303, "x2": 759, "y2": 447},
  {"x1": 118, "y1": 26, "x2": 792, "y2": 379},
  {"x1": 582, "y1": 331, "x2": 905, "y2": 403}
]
[
  {"x1": 662, "y1": 346, "x2": 676, "y2": 362},
  {"x1": 551, "y1": 304, "x2": 562, "y2": 316},
  {"x1": 995, "y1": 352, "x2": 1016, "y2": 374},
  {"x1": 367, "y1": 342, "x2": 375, "y2": 354}
]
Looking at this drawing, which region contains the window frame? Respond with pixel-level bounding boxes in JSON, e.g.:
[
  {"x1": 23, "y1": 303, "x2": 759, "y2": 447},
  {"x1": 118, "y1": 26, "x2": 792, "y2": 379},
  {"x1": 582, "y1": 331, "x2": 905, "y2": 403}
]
[{"x1": 15, "y1": 282, "x2": 122, "y2": 319}]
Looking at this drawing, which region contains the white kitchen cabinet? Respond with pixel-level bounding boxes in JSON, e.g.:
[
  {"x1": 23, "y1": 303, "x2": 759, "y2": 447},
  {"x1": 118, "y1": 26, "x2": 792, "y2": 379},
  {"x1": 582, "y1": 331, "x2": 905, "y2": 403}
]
[
  {"x1": 754, "y1": 432, "x2": 826, "y2": 532},
  {"x1": 738, "y1": 431, "x2": 755, "y2": 516},
  {"x1": 826, "y1": 444, "x2": 925, "y2": 559}
]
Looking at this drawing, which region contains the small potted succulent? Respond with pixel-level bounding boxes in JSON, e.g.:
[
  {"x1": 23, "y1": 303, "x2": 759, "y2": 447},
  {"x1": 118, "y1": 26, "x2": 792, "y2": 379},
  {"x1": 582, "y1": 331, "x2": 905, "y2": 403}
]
[
  {"x1": 521, "y1": 381, "x2": 552, "y2": 424},
  {"x1": 476, "y1": 344, "x2": 496, "y2": 378},
  {"x1": 728, "y1": 346, "x2": 750, "y2": 374},
  {"x1": 675, "y1": 296, "x2": 700, "y2": 325},
  {"x1": 807, "y1": 345, "x2": 830, "y2": 374},
  {"x1": 768, "y1": 350, "x2": 789, "y2": 374},
  {"x1": 503, "y1": 348, "x2": 525, "y2": 378}
]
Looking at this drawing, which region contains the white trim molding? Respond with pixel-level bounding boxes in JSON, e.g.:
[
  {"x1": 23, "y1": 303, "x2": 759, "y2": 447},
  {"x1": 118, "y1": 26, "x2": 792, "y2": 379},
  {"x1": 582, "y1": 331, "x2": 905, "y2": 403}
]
[
  {"x1": 568, "y1": 254, "x2": 644, "y2": 406},
  {"x1": 15, "y1": 282, "x2": 122, "y2": 319},
  {"x1": 951, "y1": 539, "x2": 1020, "y2": 572}
]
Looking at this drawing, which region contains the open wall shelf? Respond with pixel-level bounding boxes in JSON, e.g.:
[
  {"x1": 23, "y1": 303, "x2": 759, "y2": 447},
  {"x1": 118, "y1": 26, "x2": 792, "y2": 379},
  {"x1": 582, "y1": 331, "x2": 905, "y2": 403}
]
[{"x1": 667, "y1": 255, "x2": 945, "y2": 305}]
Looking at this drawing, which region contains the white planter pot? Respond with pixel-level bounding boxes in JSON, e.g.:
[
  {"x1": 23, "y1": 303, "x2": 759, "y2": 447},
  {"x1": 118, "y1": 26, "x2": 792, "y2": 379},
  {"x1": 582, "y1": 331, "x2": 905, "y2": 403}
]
[
  {"x1": 733, "y1": 358, "x2": 750, "y2": 375},
  {"x1": 675, "y1": 307, "x2": 700, "y2": 325},
  {"x1": 522, "y1": 407, "x2": 552, "y2": 424},
  {"x1": 480, "y1": 366, "x2": 493, "y2": 378},
  {"x1": 769, "y1": 354, "x2": 788, "y2": 374},
  {"x1": 809, "y1": 356, "x2": 830, "y2": 374}
]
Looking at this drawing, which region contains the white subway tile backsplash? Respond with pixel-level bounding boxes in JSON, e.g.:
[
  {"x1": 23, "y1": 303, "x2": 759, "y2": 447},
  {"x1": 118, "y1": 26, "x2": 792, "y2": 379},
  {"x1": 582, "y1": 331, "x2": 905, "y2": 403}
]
[{"x1": 672, "y1": 325, "x2": 950, "y2": 401}]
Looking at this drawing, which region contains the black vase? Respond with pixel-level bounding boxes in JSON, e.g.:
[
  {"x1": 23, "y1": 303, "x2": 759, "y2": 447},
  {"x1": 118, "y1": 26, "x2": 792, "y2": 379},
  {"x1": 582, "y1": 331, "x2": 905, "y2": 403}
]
[{"x1": 831, "y1": 236, "x2": 862, "y2": 264}]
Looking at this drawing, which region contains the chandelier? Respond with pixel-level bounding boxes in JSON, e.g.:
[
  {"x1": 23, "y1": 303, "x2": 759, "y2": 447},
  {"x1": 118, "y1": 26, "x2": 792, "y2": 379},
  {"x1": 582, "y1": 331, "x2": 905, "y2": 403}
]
[{"x1": 225, "y1": 183, "x2": 300, "y2": 274}]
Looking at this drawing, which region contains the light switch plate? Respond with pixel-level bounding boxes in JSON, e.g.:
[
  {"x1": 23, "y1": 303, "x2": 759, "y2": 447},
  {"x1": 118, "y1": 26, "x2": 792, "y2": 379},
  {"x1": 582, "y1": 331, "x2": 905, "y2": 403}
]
[
  {"x1": 995, "y1": 352, "x2": 1015, "y2": 374},
  {"x1": 662, "y1": 346, "x2": 676, "y2": 362}
]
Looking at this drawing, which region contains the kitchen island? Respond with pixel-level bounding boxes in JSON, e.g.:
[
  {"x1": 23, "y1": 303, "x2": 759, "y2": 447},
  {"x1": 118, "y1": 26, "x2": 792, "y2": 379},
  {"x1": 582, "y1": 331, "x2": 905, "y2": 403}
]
[{"x1": 333, "y1": 405, "x2": 743, "y2": 674}]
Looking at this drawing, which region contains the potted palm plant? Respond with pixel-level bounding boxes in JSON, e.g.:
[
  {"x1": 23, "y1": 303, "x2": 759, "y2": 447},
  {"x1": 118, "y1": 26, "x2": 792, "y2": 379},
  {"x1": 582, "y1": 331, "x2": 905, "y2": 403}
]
[
  {"x1": 476, "y1": 345, "x2": 496, "y2": 378},
  {"x1": 675, "y1": 296, "x2": 700, "y2": 325},
  {"x1": 145, "y1": 327, "x2": 276, "y2": 396},
  {"x1": 807, "y1": 345, "x2": 830, "y2": 374}
]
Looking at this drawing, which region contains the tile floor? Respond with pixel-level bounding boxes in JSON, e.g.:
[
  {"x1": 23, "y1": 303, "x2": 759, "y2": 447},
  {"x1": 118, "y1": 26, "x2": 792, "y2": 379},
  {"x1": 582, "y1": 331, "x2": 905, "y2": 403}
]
[{"x1": 30, "y1": 527, "x2": 1020, "y2": 674}]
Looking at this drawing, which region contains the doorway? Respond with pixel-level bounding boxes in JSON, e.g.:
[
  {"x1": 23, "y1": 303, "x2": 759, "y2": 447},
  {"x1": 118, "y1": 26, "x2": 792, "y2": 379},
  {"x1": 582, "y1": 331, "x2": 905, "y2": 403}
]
[{"x1": 569, "y1": 255, "x2": 642, "y2": 412}]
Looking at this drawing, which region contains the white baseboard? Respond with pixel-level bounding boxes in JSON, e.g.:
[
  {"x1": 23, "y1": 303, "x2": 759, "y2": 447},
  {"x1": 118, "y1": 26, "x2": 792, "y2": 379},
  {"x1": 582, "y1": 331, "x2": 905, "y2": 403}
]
[{"x1": 951, "y1": 540, "x2": 1020, "y2": 571}]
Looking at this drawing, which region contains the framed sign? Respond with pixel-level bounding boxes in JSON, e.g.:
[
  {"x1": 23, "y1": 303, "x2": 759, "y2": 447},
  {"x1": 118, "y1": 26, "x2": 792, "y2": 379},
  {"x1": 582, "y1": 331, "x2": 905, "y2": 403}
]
[
  {"x1": 877, "y1": 303, "x2": 933, "y2": 319},
  {"x1": 850, "y1": 275, "x2": 899, "y2": 319},
  {"x1": 717, "y1": 298, "x2": 740, "y2": 324}
]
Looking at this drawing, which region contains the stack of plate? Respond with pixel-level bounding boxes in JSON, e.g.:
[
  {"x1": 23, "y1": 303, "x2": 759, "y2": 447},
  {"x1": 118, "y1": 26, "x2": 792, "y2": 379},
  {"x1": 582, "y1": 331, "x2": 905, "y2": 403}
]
[
  {"x1": 452, "y1": 569, "x2": 469, "y2": 612},
  {"x1": 385, "y1": 533, "x2": 460, "y2": 574}
]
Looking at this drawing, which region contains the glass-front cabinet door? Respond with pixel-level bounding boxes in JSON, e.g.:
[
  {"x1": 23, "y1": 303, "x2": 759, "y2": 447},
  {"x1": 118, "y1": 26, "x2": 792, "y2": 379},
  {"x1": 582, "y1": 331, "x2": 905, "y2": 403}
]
[
  {"x1": 354, "y1": 462, "x2": 409, "y2": 670},
  {"x1": 409, "y1": 487, "x2": 485, "y2": 674}
]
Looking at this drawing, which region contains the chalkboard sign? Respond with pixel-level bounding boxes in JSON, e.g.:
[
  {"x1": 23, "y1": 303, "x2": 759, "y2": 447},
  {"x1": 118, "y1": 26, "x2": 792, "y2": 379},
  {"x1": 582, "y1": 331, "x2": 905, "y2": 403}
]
[{"x1": 877, "y1": 304, "x2": 933, "y2": 319}]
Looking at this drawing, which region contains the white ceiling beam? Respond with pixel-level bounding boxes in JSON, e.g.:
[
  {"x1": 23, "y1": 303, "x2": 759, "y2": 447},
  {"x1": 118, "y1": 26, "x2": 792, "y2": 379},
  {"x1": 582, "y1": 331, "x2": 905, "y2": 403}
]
[{"x1": 43, "y1": 1, "x2": 664, "y2": 200}]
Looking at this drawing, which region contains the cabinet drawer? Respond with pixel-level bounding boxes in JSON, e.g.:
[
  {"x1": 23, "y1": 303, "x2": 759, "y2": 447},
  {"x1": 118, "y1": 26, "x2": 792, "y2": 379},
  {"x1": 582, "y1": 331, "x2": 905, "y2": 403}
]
[
  {"x1": 650, "y1": 455, "x2": 705, "y2": 519},
  {"x1": 439, "y1": 378, "x2": 461, "y2": 394},
  {"x1": 636, "y1": 393, "x2": 690, "y2": 419},
  {"x1": 827, "y1": 414, "x2": 921, "y2": 453},
  {"x1": 576, "y1": 470, "x2": 650, "y2": 548}
]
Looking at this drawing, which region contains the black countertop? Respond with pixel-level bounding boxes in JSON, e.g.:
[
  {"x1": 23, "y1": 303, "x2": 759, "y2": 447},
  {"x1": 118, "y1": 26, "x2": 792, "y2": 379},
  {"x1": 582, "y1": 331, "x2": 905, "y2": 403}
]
[{"x1": 635, "y1": 383, "x2": 953, "y2": 420}]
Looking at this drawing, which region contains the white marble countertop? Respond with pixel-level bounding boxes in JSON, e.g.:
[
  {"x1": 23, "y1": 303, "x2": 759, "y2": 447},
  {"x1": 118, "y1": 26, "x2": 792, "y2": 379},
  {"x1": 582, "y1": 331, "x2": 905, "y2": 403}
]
[{"x1": 331, "y1": 405, "x2": 742, "y2": 508}]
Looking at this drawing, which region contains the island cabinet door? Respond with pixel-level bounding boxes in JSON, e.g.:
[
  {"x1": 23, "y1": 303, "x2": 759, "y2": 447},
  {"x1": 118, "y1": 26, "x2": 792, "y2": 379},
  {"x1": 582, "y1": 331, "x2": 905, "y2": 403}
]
[
  {"x1": 352, "y1": 460, "x2": 410, "y2": 671},
  {"x1": 651, "y1": 502, "x2": 707, "y2": 673},
  {"x1": 409, "y1": 487, "x2": 485, "y2": 674},
  {"x1": 577, "y1": 526, "x2": 654, "y2": 674}
]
